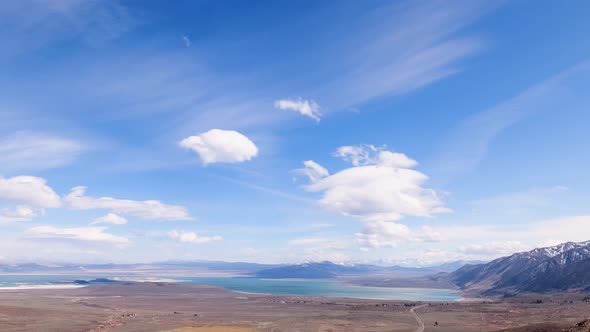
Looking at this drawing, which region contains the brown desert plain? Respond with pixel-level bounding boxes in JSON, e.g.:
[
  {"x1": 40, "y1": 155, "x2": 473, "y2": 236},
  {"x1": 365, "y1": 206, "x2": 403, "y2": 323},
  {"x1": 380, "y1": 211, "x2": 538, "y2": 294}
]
[{"x1": 0, "y1": 283, "x2": 588, "y2": 332}]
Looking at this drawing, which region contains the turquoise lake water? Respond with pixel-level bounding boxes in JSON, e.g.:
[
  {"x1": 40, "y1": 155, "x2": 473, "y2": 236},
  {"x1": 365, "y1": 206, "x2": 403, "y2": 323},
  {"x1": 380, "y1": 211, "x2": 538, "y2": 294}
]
[{"x1": 0, "y1": 275, "x2": 461, "y2": 301}]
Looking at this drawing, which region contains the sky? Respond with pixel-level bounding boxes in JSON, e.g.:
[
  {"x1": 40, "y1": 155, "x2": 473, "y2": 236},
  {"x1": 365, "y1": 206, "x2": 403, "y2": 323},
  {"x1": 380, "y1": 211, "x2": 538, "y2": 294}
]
[{"x1": 1, "y1": 0, "x2": 590, "y2": 266}]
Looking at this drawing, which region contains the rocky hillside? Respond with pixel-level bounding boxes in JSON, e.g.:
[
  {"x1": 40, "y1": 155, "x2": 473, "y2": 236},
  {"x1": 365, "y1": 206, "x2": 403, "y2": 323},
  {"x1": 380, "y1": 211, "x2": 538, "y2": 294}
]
[
  {"x1": 450, "y1": 241, "x2": 590, "y2": 296},
  {"x1": 563, "y1": 319, "x2": 590, "y2": 332}
]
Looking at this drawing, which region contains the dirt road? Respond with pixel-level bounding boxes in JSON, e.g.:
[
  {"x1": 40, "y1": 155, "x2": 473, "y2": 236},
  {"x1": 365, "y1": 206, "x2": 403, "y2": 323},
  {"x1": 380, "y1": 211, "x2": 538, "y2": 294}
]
[{"x1": 410, "y1": 304, "x2": 428, "y2": 332}]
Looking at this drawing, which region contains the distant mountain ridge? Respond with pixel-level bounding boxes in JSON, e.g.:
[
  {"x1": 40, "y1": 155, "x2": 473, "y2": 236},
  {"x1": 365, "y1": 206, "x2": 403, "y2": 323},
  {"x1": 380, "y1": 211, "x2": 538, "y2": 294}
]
[
  {"x1": 0, "y1": 260, "x2": 459, "y2": 279},
  {"x1": 450, "y1": 240, "x2": 590, "y2": 296},
  {"x1": 252, "y1": 261, "x2": 461, "y2": 279},
  {"x1": 0, "y1": 261, "x2": 281, "y2": 275}
]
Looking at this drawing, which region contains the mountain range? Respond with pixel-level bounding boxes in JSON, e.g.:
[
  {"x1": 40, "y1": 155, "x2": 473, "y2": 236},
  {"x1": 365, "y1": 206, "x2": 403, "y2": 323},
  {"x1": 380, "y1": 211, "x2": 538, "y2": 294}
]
[
  {"x1": 0, "y1": 260, "x2": 471, "y2": 278},
  {"x1": 450, "y1": 240, "x2": 590, "y2": 296},
  {"x1": 252, "y1": 260, "x2": 485, "y2": 279},
  {"x1": 2, "y1": 240, "x2": 589, "y2": 296}
]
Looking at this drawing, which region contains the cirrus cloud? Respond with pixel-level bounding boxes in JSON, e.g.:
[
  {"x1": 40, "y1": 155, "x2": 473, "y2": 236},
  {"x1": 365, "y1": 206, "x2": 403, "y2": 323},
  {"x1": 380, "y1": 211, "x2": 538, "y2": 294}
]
[
  {"x1": 179, "y1": 129, "x2": 258, "y2": 165},
  {"x1": 0, "y1": 132, "x2": 82, "y2": 172}
]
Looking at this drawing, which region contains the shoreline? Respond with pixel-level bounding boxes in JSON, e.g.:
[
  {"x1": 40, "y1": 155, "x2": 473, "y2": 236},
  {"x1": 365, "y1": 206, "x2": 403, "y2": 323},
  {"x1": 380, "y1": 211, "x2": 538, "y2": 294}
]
[{"x1": 0, "y1": 279, "x2": 464, "y2": 302}]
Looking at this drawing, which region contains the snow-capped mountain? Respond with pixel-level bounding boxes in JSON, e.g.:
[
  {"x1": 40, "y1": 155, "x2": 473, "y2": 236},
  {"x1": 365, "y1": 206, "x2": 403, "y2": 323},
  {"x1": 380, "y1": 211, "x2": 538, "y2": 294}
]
[
  {"x1": 450, "y1": 240, "x2": 590, "y2": 296},
  {"x1": 528, "y1": 240, "x2": 590, "y2": 259}
]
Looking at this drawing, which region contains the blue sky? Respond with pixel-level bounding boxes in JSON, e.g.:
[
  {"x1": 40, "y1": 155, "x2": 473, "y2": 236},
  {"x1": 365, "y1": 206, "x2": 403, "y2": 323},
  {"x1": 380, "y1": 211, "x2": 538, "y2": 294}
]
[{"x1": 0, "y1": 0, "x2": 589, "y2": 265}]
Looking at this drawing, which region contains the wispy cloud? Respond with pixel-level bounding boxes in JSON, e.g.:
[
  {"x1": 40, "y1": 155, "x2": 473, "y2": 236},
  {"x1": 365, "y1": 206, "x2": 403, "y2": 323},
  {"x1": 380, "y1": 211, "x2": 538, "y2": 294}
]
[
  {"x1": 0, "y1": 205, "x2": 38, "y2": 223},
  {"x1": 182, "y1": 35, "x2": 192, "y2": 47},
  {"x1": 219, "y1": 175, "x2": 314, "y2": 204},
  {"x1": 305, "y1": 0, "x2": 493, "y2": 112},
  {"x1": 0, "y1": 132, "x2": 83, "y2": 172},
  {"x1": 0, "y1": 0, "x2": 136, "y2": 59},
  {"x1": 91, "y1": 213, "x2": 128, "y2": 225},
  {"x1": 432, "y1": 61, "x2": 590, "y2": 181},
  {"x1": 274, "y1": 99, "x2": 321, "y2": 122},
  {"x1": 64, "y1": 186, "x2": 194, "y2": 221},
  {"x1": 26, "y1": 226, "x2": 129, "y2": 244}
]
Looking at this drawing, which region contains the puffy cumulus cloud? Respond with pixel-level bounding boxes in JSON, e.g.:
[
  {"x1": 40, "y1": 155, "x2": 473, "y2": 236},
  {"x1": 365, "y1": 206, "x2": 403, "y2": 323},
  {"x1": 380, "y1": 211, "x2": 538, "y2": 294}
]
[
  {"x1": 303, "y1": 145, "x2": 449, "y2": 222},
  {"x1": 0, "y1": 205, "x2": 38, "y2": 223},
  {"x1": 274, "y1": 98, "x2": 321, "y2": 122},
  {"x1": 179, "y1": 129, "x2": 258, "y2": 165},
  {"x1": 91, "y1": 213, "x2": 127, "y2": 225},
  {"x1": 296, "y1": 160, "x2": 329, "y2": 183},
  {"x1": 168, "y1": 230, "x2": 222, "y2": 244},
  {"x1": 64, "y1": 186, "x2": 193, "y2": 221},
  {"x1": 354, "y1": 221, "x2": 441, "y2": 249},
  {"x1": 0, "y1": 176, "x2": 61, "y2": 208},
  {"x1": 0, "y1": 132, "x2": 82, "y2": 172},
  {"x1": 26, "y1": 226, "x2": 128, "y2": 244}
]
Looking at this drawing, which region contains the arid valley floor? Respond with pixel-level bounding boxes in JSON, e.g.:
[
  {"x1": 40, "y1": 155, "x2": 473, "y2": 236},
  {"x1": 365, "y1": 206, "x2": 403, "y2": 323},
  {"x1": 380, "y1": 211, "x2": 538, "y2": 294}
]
[{"x1": 0, "y1": 283, "x2": 588, "y2": 332}]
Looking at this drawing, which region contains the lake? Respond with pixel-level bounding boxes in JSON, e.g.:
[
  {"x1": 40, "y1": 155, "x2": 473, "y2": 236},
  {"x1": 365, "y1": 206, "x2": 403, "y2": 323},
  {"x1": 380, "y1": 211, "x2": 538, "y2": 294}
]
[{"x1": 0, "y1": 275, "x2": 461, "y2": 301}]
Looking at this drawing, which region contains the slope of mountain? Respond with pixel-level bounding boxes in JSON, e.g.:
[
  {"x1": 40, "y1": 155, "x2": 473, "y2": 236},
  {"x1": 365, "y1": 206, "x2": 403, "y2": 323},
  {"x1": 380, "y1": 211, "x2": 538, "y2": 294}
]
[
  {"x1": 428, "y1": 260, "x2": 486, "y2": 273},
  {"x1": 450, "y1": 240, "x2": 590, "y2": 296}
]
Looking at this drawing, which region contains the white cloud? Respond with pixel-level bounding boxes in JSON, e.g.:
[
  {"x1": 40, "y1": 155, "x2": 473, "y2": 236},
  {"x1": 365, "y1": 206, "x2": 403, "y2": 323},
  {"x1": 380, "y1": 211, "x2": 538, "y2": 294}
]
[
  {"x1": 432, "y1": 216, "x2": 590, "y2": 247},
  {"x1": 0, "y1": 205, "x2": 38, "y2": 223},
  {"x1": 458, "y1": 241, "x2": 529, "y2": 256},
  {"x1": 179, "y1": 129, "x2": 258, "y2": 165},
  {"x1": 0, "y1": 132, "x2": 82, "y2": 172},
  {"x1": 530, "y1": 215, "x2": 590, "y2": 244},
  {"x1": 334, "y1": 145, "x2": 417, "y2": 168},
  {"x1": 274, "y1": 98, "x2": 321, "y2": 122},
  {"x1": 64, "y1": 186, "x2": 193, "y2": 221},
  {"x1": 354, "y1": 221, "x2": 440, "y2": 249},
  {"x1": 168, "y1": 230, "x2": 222, "y2": 244},
  {"x1": 296, "y1": 160, "x2": 329, "y2": 183},
  {"x1": 91, "y1": 213, "x2": 127, "y2": 225},
  {"x1": 0, "y1": 176, "x2": 61, "y2": 208},
  {"x1": 26, "y1": 226, "x2": 128, "y2": 244},
  {"x1": 303, "y1": 145, "x2": 450, "y2": 222},
  {"x1": 334, "y1": 145, "x2": 377, "y2": 166}
]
